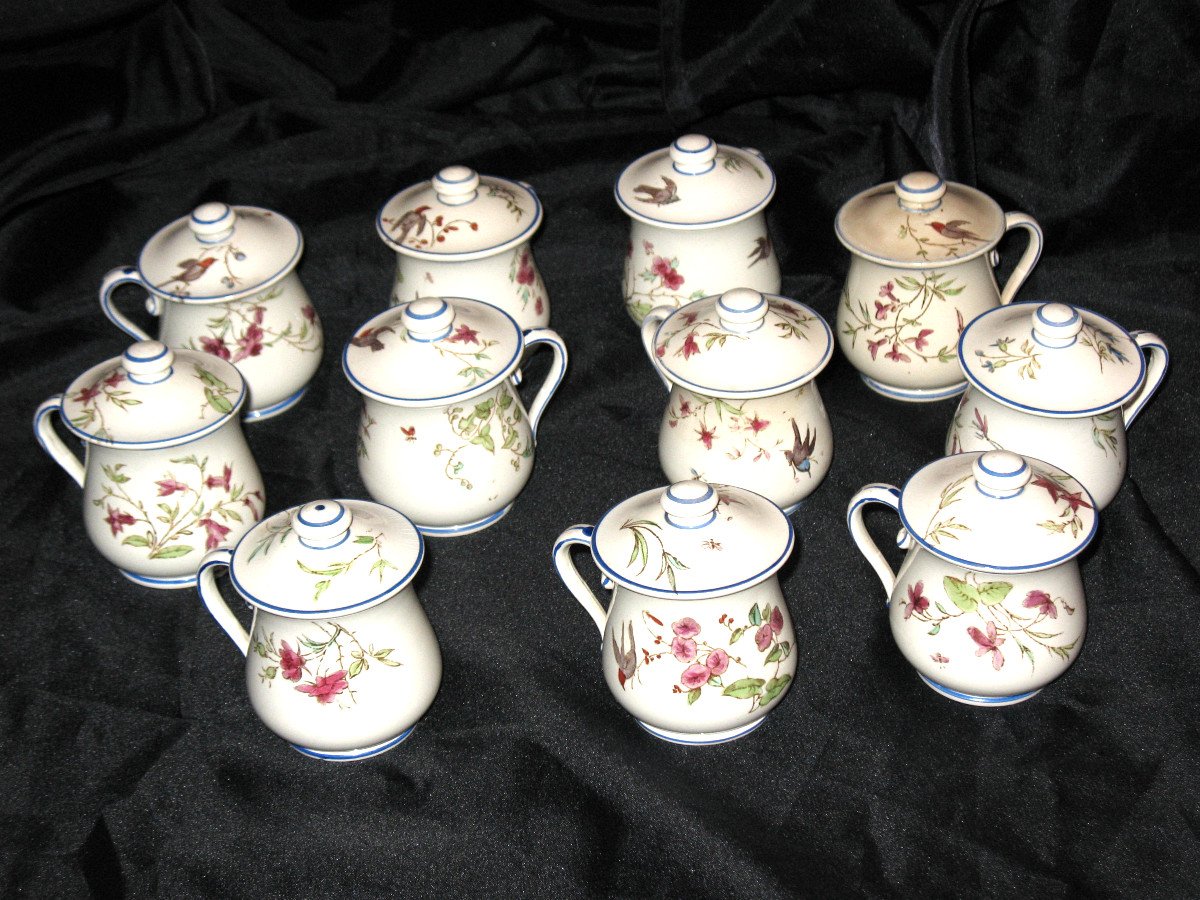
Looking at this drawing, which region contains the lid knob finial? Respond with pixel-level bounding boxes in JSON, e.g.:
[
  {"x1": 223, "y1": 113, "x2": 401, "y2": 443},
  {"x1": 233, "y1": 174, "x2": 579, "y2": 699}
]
[
  {"x1": 973, "y1": 450, "x2": 1031, "y2": 499},
  {"x1": 294, "y1": 501, "x2": 353, "y2": 549},
  {"x1": 1031, "y1": 302, "x2": 1083, "y2": 348},
  {"x1": 670, "y1": 134, "x2": 718, "y2": 175},
  {"x1": 402, "y1": 298, "x2": 455, "y2": 342},
  {"x1": 433, "y1": 166, "x2": 480, "y2": 205},
  {"x1": 122, "y1": 340, "x2": 174, "y2": 384},
  {"x1": 894, "y1": 172, "x2": 947, "y2": 212},
  {"x1": 717, "y1": 288, "x2": 769, "y2": 333},
  {"x1": 189, "y1": 202, "x2": 237, "y2": 243},
  {"x1": 661, "y1": 480, "x2": 720, "y2": 528}
]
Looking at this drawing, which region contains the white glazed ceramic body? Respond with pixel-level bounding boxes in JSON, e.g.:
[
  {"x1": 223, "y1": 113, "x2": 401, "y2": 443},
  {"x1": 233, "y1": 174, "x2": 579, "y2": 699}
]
[
  {"x1": 389, "y1": 241, "x2": 549, "y2": 330},
  {"x1": 624, "y1": 216, "x2": 779, "y2": 323},
  {"x1": 198, "y1": 559, "x2": 440, "y2": 761},
  {"x1": 34, "y1": 396, "x2": 263, "y2": 589},
  {"x1": 554, "y1": 525, "x2": 797, "y2": 744},
  {"x1": 100, "y1": 269, "x2": 322, "y2": 421}
]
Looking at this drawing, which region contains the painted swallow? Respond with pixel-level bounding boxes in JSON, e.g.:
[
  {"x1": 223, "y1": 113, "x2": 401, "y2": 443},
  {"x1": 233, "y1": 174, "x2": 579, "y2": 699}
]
[
  {"x1": 632, "y1": 175, "x2": 679, "y2": 206},
  {"x1": 929, "y1": 220, "x2": 983, "y2": 242},
  {"x1": 159, "y1": 257, "x2": 216, "y2": 287},
  {"x1": 611, "y1": 620, "x2": 637, "y2": 689},
  {"x1": 783, "y1": 418, "x2": 816, "y2": 477},
  {"x1": 390, "y1": 205, "x2": 431, "y2": 244},
  {"x1": 747, "y1": 235, "x2": 772, "y2": 267}
]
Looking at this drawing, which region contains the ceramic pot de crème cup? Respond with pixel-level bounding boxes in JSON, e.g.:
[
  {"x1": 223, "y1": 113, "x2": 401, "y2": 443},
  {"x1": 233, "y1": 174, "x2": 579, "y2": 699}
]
[
  {"x1": 99, "y1": 202, "x2": 322, "y2": 420},
  {"x1": 34, "y1": 341, "x2": 264, "y2": 589},
  {"x1": 835, "y1": 172, "x2": 1042, "y2": 402},
  {"x1": 617, "y1": 135, "x2": 780, "y2": 324}
]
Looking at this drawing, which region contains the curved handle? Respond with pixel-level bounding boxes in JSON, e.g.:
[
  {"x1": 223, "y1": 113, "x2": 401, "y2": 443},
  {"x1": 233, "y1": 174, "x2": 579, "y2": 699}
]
[
  {"x1": 553, "y1": 524, "x2": 608, "y2": 636},
  {"x1": 846, "y1": 484, "x2": 902, "y2": 600},
  {"x1": 33, "y1": 395, "x2": 84, "y2": 487},
  {"x1": 521, "y1": 328, "x2": 568, "y2": 438},
  {"x1": 640, "y1": 304, "x2": 675, "y2": 392},
  {"x1": 997, "y1": 212, "x2": 1043, "y2": 306},
  {"x1": 99, "y1": 266, "x2": 158, "y2": 341},
  {"x1": 1123, "y1": 331, "x2": 1169, "y2": 428},
  {"x1": 197, "y1": 549, "x2": 250, "y2": 656}
]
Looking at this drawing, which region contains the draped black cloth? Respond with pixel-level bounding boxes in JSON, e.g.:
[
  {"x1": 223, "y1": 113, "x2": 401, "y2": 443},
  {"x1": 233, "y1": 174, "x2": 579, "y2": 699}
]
[{"x1": 3, "y1": 1, "x2": 1198, "y2": 894}]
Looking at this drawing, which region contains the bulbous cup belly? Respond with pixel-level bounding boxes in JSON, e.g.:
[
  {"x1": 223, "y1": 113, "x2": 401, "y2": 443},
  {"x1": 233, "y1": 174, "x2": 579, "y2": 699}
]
[
  {"x1": 658, "y1": 385, "x2": 831, "y2": 512},
  {"x1": 946, "y1": 388, "x2": 1128, "y2": 510},
  {"x1": 624, "y1": 216, "x2": 779, "y2": 324},
  {"x1": 603, "y1": 581, "x2": 796, "y2": 739},
  {"x1": 889, "y1": 551, "x2": 1086, "y2": 703}
]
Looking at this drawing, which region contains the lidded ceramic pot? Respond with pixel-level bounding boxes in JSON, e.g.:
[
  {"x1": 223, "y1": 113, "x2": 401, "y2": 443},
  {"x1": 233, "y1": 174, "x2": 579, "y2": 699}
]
[
  {"x1": 197, "y1": 498, "x2": 440, "y2": 761},
  {"x1": 377, "y1": 166, "x2": 548, "y2": 330},
  {"x1": 834, "y1": 172, "x2": 1043, "y2": 401},
  {"x1": 946, "y1": 301, "x2": 1169, "y2": 510},
  {"x1": 99, "y1": 202, "x2": 322, "y2": 420},
  {"x1": 344, "y1": 296, "x2": 567, "y2": 537},
  {"x1": 34, "y1": 341, "x2": 264, "y2": 589},
  {"x1": 848, "y1": 450, "x2": 1096, "y2": 706},
  {"x1": 617, "y1": 135, "x2": 780, "y2": 324},
  {"x1": 641, "y1": 288, "x2": 834, "y2": 513},
  {"x1": 554, "y1": 480, "x2": 797, "y2": 744}
]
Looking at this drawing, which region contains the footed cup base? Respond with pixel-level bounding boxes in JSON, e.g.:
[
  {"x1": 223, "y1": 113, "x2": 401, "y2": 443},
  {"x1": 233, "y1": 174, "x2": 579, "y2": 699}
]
[
  {"x1": 243, "y1": 384, "x2": 309, "y2": 422},
  {"x1": 119, "y1": 568, "x2": 198, "y2": 590},
  {"x1": 292, "y1": 725, "x2": 416, "y2": 761},
  {"x1": 635, "y1": 717, "x2": 766, "y2": 745},
  {"x1": 861, "y1": 375, "x2": 966, "y2": 403},
  {"x1": 919, "y1": 674, "x2": 1041, "y2": 707},
  {"x1": 416, "y1": 502, "x2": 514, "y2": 538}
]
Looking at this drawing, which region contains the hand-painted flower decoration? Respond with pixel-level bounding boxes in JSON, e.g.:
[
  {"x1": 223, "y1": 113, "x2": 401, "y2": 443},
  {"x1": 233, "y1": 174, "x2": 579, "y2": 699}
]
[
  {"x1": 296, "y1": 670, "x2": 349, "y2": 704},
  {"x1": 671, "y1": 636, "x2": 698, "y2": 662},
  {"x1": 651, "y1": 256, "x2": 684, "y2": 291},
  {"x1": 278, "y1": 641, "x2": 305, "y2": 681},
  {"x1": 680, "y1": 664, "x2": 710, "y2": 690},
  {"x1": 516, "y1": 251, "x2": 535, "y2": 286},
  {"x1": 904, "y1": 581, "x2": 930, "y2": 619},
  {"x1": 680, "y1": 333, "x2": 700, "y2": 359},
  {"x1": 198, "y1": 516, "x2": 232, "y2": 550},
  {"x1": 706, "y1": 648, "x2": 730, "y2": 676},
  {"x1": 968, "y1": 622, "x2": 1005, "y2": 670},
  {"x1": 205, "y1": 464, "x2": 233, "y2": 491},
  {"x1": 232, "y1": 323, "x2": 264, "y2": 362},
  {"x1": 1022, "y1": 589, "x2": 1057, "y2": 619},
  {"x1": 447, "y1": 324, "x2": 480, "y2": 345},
  {"x1": 199, "y1": 336, "x2": 231, "y2": 360},
  {"x1": 696, "y1": 424, "x2": 715, "y2": 450},
  {"x1": 156, "y1": 479, "x2": 190, "y2": 497},
  {"x1": 672, "y1": 617, "x2": 701, "y2": 638},
  {"x1": 105, "y1": 505, "x2": 137, "y2": 536}
]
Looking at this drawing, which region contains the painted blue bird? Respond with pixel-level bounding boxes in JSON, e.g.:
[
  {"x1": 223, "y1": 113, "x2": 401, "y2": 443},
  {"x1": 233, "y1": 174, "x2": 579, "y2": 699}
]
[{"x1": 784, "y1": 418, "x2": 816, "y2": 477}]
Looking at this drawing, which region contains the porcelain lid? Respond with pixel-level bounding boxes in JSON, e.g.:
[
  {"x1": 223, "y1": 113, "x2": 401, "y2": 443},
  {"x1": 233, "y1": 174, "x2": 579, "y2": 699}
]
[
  {"x1": 590, "y1": 481, "x2": 793, "y2": 599},
  {"x1": 649, "y1": 289, "x2": 833, "y2": 398},
  {"x1": 228, "y1": 499, "x2": 424, "y2": 618},
  {"x1": 138, "y1": 203, "x2": 303, "y2": 302},
  {"x1": 376, "y1": 166, "x2": 542, "y2": 260},
  {"x1": 899, "y1": 451, "x2": 1097, "y2": 573},
  {"x1": 616, "y1": 135, "x2": 776, "y2": 229},
  {"x1": 343, "y1": 297, "x2": 524, "y2": 407},
  {"x1": 959, "y1": 301, "x2": 1146, "y2": 416},
  {"x1": 835, "y1": 172, "x2": 1005, "y2": 267},
  {"x1": 61, "y1": 340, "x2": 246, "y2": 447}
]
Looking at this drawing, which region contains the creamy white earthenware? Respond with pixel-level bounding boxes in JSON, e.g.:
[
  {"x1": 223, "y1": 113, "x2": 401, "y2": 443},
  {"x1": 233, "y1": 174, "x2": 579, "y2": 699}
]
[
  {"x1": 343, "y1": 297, "x2": 567, "y2": 537},
  {"x1": 617, "y1": 135, "x2": 780, "y2": 324},
  {"x1": 641, "y1": 288, "x2": 834, "y2": 513},
  {"x1": 99, "y1": 202, "x2": 322, "y2": 420},
  {"x1": 34, "y1": 341, "x2": 264, "y2": 589},
  {"x1": 835, "y1": 172, "x2": 1042, "y2": 402},
  {"x1": 197, "y1": 499, "x2": 440, "y2": 761},
  {"x1": 848, "y1": 450, "x2": 1096, "y2": 706},
  {"x1": 378, "y1": 166, "x2": 549, "y2": 330},
  {"x1": 554, "y1": 480, "x2": 796, "y2": 744},
  {"x1": 946, "y1": 301, "x2": 1168, "y2": 509}
]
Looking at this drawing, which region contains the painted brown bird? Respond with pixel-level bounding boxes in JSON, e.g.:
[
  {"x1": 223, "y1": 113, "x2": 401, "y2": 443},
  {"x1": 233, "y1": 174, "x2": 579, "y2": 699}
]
[
  {"x1": 928, "y1": 220, "x2": 983, "y2": 242},
  {"x1": 390, "y1": 205, "x2": 431, "y2": 244},
  {"x1": 633, "y1": 175, "x2": 679, "y2": 206},
  {"x1": 159, "y1": 256, "x2": 216, "y2": 288},
  {"x1": 783, "y1": 418, "x2": 816, "y2": 477},
  {"x1": 747, "y1": 235, "x2": 772, "y2": 267},
  {"x1": 611, "y1": 620, "x2": 637, "y2": 689}
]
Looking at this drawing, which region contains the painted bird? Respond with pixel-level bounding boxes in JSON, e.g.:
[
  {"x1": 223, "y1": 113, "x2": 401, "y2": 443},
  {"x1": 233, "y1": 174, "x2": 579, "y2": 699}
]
[
  {"x1": 928, "y1": 220, "x2": 983, "y2": 243},
  {"x1": 611, "y1": 620, "x2": 637, "y2": 689},
  {"x1": 159, "y1": 257, "x2": 216, "y2": 288},
  {"x1": 783, "y1": 418, "x2": 816, "y2": 477},
  {"x1": 632, "y1": 175, "x2": 679, "y2": 206},
  {"x1": 390, "y1": 205, "x2": 431, "y2": 244},
  {"x1": 747, "y1": 235, "x2": 772, "y2": 267}
]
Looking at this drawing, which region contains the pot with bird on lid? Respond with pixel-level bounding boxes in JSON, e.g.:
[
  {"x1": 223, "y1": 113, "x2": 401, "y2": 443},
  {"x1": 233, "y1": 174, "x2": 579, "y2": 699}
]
[
  {"x1": 834, "y1": 172, "x2": 1043, "y2": 402},
  {"x1": 553, "y1": 480, "x2": 797, "y2": 745},
  {"x1": 98, "y1": 202, "x2": 322, "y2": 421},
  {"x1": 616, "y1": 135, "x2": 780, "y2": 324}
]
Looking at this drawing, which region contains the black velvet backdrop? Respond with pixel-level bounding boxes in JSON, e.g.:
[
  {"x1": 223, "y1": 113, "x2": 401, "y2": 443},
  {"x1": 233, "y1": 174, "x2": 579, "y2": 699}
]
[{"x1": 3, "y1": 1, "x2": 1199, "y2": 895}]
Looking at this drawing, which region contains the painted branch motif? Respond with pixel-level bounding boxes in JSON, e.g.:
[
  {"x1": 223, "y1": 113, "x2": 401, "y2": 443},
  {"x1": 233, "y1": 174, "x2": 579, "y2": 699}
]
[
  {"x1": 69, "y1": 365, "x2": 238, "y2": 440},
  {"x1": 252, "y1": 622, "x2": 401, "y2": 708},
  {"x1": 1032, "y1": 473, "x2": 1093, "y2": 538},
  {"x1": 624, "y1": 239, "x2": 706, "y2": 321},
  {"x1": 187, "y1": 284, "x2": 319, "y2": 363},
  {"x1": 922, "y1": 474, "x2": 971, "y2": 546},
  {"x1": 841, "y1": 273, "x2": 961, "y2": 365},
  {"x1": 349, "y1": 320, "x2": 500, "y2": 387},
  {"x1": 508, "y1": 246, "x2": 545, "y2": 316},
  {"x1": 973, "y1": 336, "x2": 1041, "y2": 379},
  {"x1": 1079, "y1": 323, "x2": 1130, "y2": 372},
  {"x1": 246, "y1": 518, "x2": 401, "y2": 603},
  {"x1": 433, "y1": 384, "x2": 531, "y2": 489},
  {"x1": 157, "y1": 238, "x2": 250, "y2": 295},
  {"x1": 654, "y1": 299, "x2": 814, "y2": 361},
  {"x1": 897, "y1": 215, "x2": 983, "y2": 260}
]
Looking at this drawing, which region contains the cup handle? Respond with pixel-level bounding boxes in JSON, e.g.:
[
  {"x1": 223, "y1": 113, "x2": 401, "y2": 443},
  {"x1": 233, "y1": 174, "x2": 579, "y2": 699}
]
[
  {"x1": 33, "y1": 395, "x2": 84, "y2": 487},
  {"x1": 553, "y1": 524, "x2": 609, "y2": 636},
  {"x1": 521, "y1": 328, "x2": 568, "y2": 439},
  {"x1": 997, "y1": 212, "x2": 1043, "y2": 306},
  {"x1": 846, "y1": 484, "x2": 903, "y2": 600},
  {"x1": 197, "y1": 549, "x2": 250, "y2": 656},
  {"x1": 640, "y1": 304, "x2": 675, "y2": 392},
  {"x1": 1122, "y1": 331, "x2": 1169, "y2": 429},
  {"x1": 99, "y1": 266, "x2": 158, "y2": 341}
]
